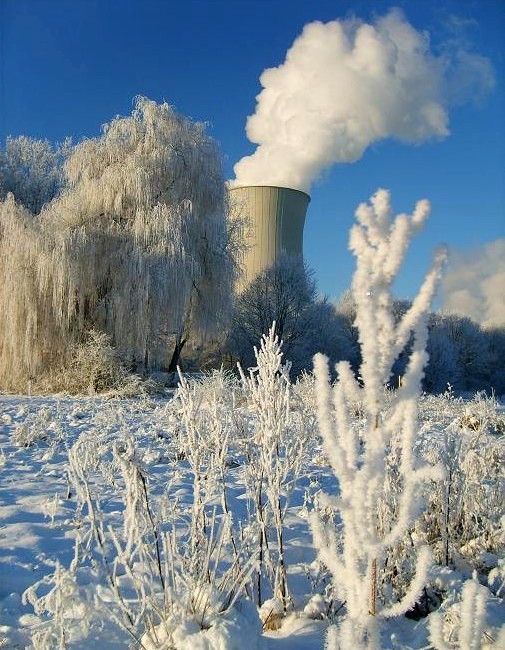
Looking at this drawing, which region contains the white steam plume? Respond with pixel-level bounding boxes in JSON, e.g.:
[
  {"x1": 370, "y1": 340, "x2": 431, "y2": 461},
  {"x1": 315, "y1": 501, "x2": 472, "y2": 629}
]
[
  {"x1": 443, "y1": 239, "x2": 505, "y2": 328},
  {"x1": 233, "y1": 9, "x2": 494, "y2": 192}
]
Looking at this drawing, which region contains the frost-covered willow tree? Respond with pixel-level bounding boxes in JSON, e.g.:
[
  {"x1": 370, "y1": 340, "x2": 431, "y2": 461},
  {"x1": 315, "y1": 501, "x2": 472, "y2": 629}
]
[
  {"x1": 0, "y1": 97, "x2": 237, "y2": 390},
  {"x1": 310, "y1": 190, "x2": 446, "y2": 649}
]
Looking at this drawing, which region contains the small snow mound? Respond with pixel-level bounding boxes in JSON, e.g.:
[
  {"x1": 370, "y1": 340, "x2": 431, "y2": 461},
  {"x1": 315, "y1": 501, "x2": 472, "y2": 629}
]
[
  {"x1": 260, "y1": 597, "x2": 285, "y2": 631},
  {"x1": 303, "y1": 594, "x2": 328, "y2": 620},
  {"x1": 141, "y1": 598, "x2": 264, "y2": 650}
]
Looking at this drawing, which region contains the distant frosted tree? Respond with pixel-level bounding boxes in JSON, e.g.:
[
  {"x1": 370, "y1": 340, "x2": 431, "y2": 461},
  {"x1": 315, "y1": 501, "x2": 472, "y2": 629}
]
[
  {"x1": 0, "y1": 135, "x2": 69, "y2": 214},
  {"x1": 424, "y1": 313, "x2": 462, "y2": 393},
  {"x1": 484, "y1": 325, "x2": 505, "y2": 395},
  {"x1": 227, "y1": 255, "x2": 340, "y2": 374},
  {"x1": 0, "y1": 97, "x2": 237, "y2": 390},
  {"x1": 423, "y1": 313, "x2": 494, "y2": 394},
  {"x1": 442, "y1": 314, "x2": 492, "y2": 392}
]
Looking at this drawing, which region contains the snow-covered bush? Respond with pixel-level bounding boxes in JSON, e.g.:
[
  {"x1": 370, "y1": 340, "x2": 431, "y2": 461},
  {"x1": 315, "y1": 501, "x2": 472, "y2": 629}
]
[
  {"x1": 11, "y1": 405, "x2": 64, "y2": 450},
  {"x1": 23, "y1": 562, "x2": 96, "y2": 649},
  {"x1": 35, "y1": 329, "x2": 160, "y2": 396},
  {"x1": 458, "y1": 391, "x2": 505, "y2": 435},
  {"x1": 417, "y1": 393, "x2": 504, "y2": 573},
  {"x1": 310, "y1": 189, "x2": 446, "y2": 648}
]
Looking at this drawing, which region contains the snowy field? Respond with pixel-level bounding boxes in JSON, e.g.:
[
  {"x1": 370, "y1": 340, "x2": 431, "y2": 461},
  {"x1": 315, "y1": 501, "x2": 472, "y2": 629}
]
[{"x1": 0, "y1": 371, "x2": 504, "y2": 649}]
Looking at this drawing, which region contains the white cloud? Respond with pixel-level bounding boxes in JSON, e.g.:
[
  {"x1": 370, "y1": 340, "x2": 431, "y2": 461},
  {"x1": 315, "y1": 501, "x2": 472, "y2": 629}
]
[{"x1": 443, "y1": 239, "x2": 505, "y2": 328}]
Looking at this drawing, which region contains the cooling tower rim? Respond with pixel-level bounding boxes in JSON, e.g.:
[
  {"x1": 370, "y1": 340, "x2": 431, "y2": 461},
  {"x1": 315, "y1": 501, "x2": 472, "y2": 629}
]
[{"x1": 229, "y1": 184, "x2": 311, "y2": 202}]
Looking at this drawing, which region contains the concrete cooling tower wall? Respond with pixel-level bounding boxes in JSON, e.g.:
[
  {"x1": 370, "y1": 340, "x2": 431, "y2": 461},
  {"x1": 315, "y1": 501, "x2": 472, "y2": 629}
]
[{"x1": 230, "y1": 185, "x2": 310, "y2": 287}]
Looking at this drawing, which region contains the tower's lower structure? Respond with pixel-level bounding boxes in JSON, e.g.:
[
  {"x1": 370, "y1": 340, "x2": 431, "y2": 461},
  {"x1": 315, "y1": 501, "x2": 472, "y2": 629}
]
[{"x1": 229, "y1": 185, "x2": 310, "y2": 287}]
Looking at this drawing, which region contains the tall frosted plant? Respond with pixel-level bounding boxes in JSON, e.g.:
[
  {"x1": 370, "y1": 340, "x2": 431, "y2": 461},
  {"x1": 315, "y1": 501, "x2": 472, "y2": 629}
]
[
  {"x1": 310, "y1": 190, "x2": 446, "y2": 648},
  {"x1": 239, "y1": 324, "x2": 306, "y2": 612}
]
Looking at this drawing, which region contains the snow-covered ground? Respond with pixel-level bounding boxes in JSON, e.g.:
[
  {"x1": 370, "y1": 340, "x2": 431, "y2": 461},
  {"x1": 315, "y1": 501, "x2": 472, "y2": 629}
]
[{"x1": 0, "y1": 384, "x2": 503, "y2": 649}]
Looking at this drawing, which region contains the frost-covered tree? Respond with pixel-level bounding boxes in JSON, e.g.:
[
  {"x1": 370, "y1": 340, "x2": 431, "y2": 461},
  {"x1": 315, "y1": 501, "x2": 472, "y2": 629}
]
[
  {"x1": 423, "y1": 313, "x2": 500, "y2": 394},
  {"x1": 0, "y1": 135, "x2": 69, "y2": 214},
  {"x1": 484, "y1": 325, "x2": 505, "y2": 395},
  {"x1": 332, "y1": 290, "x2": 361, "y2": 372},
  {"x1": 0, "y1": 97, "x2": 237, "y2": 391},
  {"x1": 310, "y1": 190, "x2": 446, "y2": 648},
  {"x1": 424, "y1": 313, "x2": 462, "y2": 393},
  {"x1": 227, "y1": 255, "x2": 340, "y2": 374},
  {"x1": 440, "y1": 314, "x2": 491, "y2": 392}
]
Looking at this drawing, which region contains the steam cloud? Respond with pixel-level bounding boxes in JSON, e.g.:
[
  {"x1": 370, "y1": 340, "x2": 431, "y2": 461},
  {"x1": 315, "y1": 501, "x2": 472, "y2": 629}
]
[
  {"x1": 233, "y1": 9, "x2": 494, "y2": 192},
  {"x1": 443, "y1": 240, "x2": 505, "y2": 328}
]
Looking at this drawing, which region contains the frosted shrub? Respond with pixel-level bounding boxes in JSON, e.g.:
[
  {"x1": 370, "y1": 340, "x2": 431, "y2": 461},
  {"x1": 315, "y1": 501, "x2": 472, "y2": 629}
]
[
  {"x1": 458, "y1": 391, "x2": 505, "y2": 435},
  {"x1": 66, "y1": 330, "x2": 133, "y2": 394},
  {"x1": 169, "y1": 369, "x2": 242, "y2": 580},
  {"x1": 166, "y1": 367, "x2": 241, "y2": 478},
  {"x1": 39, "y1": 329, "x2": 156, "y2": 396},
  {"x1": 23, "y1": 563, "x2": 95, "y2": 649},
  {"x1": 310, "y1": 190, "x2": 446, "y2": 648},
  {"x1": 489, "y1": 559, "x2": 505, "y2": 595},
  {"x1": 418, "y1": 415, "x2": 504, "y2": 572},
  {"x1": 290, "y1": 373, "x2": 324, "y2": 469}
]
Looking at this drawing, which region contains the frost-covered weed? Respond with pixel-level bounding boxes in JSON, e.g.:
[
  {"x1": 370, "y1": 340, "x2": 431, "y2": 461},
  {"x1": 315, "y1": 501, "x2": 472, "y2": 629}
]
[
  {"x1": 488, "y1": 559, "x2": 505, "y2": 598},
  {"x1": 291, "y1": 371, "x2": 320, "y2": 446},
  {"x1": 166, "y1": 368, "x2": 240, "y2": 461},
  {"x1": 23, "y1": 376, "x2": 263, "y2": 648},
  {"x1": 310, "y1": 190, "x2": 446, "y2": 648},
  {"x1": 167, "y1": 368, "x2": 255, "y2": 595},
  {"x1": 239, "y1": 325, "x2": 311, "y2": 612},
  {"x1": 458, "y1": 391, "x2": 505, "y2": 435},
  {"x1": 23, "y1": 562, "x2": 95, "y2": 649}
]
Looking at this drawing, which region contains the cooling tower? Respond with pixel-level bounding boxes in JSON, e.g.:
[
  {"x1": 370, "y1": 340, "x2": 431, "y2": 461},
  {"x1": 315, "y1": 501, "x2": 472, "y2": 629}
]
[{"x1": 230, "y1": 185, "x2": 310, "y2": 287}]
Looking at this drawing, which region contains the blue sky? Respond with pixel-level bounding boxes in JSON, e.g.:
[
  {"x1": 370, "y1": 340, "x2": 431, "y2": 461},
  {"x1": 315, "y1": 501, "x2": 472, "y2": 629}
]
[{"x1": 1, "y1": 0, "x2": 504, "y2": 306}]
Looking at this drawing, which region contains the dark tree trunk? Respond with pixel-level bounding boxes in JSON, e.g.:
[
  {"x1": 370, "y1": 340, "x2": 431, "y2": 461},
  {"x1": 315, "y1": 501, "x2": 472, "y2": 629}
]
[{"x1": 168, "y1": 336, "x2": 186, "y2": 373}]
